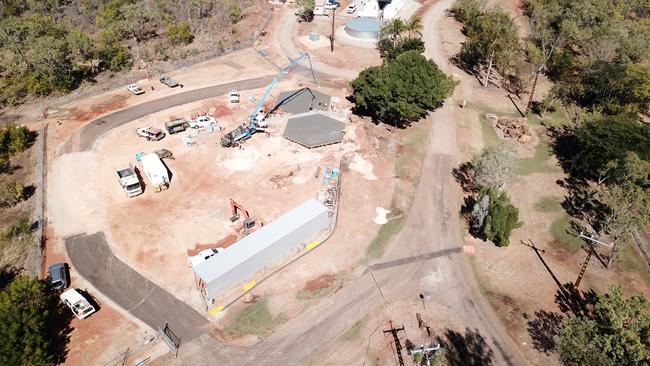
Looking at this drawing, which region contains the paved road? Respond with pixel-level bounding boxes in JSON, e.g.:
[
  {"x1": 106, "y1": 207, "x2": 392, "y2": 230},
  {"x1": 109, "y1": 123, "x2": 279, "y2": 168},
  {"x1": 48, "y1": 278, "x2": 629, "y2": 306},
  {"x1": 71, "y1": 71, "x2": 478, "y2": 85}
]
[
  {"x1": 62, "y1": 76, "x2": 274, "y2": 153},
  {"x1": 65, "y1": 232, "x2": 208, "y2": 341}
]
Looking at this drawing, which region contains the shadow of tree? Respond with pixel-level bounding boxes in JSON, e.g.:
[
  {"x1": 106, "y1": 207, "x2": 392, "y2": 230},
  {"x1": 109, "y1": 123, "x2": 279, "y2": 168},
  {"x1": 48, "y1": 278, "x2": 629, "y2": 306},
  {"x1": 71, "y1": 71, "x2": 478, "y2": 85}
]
[
  {"x1": 555, "y1": 282, "x2": 597, "y2": 317},
  {"x1": 452, "y1": 162, "x2": 479, "y2": 194},
  {"x1": 436, "y1": 327, "x2": 494, "y2": 366},
  {"x1": 524, "y1": 310, "x2": 564, "y2": 354},
  {"x1": 47, "y1": 294, "x2": 74, "y2": 365}
]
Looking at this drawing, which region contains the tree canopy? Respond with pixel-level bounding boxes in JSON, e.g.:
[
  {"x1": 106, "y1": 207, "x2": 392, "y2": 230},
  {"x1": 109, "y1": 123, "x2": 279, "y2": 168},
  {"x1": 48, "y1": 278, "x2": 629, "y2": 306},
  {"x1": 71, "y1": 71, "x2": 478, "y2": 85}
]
[
  {"x1": 351, "y1": 51, "x2": 457, "y2": 127},
  {"x1": 0, "y1": 275, "x2": 69, "y2": 366},
  {"x1": 471, "y1": 143, "x2": 517, "y2": 190},
  {"x1": 557, "y1": 285, "x2": 650, "y2": 366},
  {"x1": 377, "y1": 17, "x2": 425, "y2": 61}
]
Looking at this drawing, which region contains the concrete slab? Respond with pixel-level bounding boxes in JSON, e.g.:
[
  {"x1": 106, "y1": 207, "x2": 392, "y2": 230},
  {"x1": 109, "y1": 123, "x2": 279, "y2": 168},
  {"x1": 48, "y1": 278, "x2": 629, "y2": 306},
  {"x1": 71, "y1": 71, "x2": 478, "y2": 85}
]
[{"x1": 275, "y1": 88, "x2": 332, "y2": 114}]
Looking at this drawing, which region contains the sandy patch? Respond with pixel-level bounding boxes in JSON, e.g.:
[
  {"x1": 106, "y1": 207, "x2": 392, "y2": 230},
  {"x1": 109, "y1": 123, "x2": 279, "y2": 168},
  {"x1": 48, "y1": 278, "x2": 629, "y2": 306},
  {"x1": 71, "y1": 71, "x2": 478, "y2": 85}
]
[
  {"x1": 374, "y1": 207, "x2": 390, "y2": 224},
  {"x1": 349, "y1": 154, "x2": 377, "y2": 180},
  {"x1": 221, "y1": 147, "x2": 261, "y2": 176}
]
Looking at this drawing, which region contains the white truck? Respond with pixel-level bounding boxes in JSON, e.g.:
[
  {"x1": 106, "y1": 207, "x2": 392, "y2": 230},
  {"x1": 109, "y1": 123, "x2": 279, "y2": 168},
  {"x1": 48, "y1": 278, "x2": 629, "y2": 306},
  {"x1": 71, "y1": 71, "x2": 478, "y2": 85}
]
[
  {"x1": 116, "y1": 164, "x2": 143, "y2": 197},
  {"x1": 60, "y1": 289, "x2": 96, "y2": 320},
  {"x1": 140, "y1": 153, "x2": 170, "y2": 192},
  {"x1": 188, "y1": 115, "x2": 218, "y2": 129}
]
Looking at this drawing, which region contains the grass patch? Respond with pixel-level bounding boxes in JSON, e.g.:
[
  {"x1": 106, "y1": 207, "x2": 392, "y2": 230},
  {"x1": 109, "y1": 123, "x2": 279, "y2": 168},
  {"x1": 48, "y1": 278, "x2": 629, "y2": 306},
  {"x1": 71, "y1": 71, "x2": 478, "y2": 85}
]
[
  {"x1": 616, "y1": 244, "x2": 650, "y2": 287},
  {"x1": 395, "y1": 122, "x2": 429, "y2": 182},
  {"x1": 534, "y1": 196, "x2": 563, "y2": 213},
  {"x1": 367, "y1": 214, "x2": 407, "y2": 260},
  {"x1": 341, "y1": 315, "x2": 368, "y2": 342},
  {"x1": 225, "y1": 296, "x2": 284, "y2": 337},
  {"x1": 480, "y1": 117, "x2": 500, "y2": 148},
  {"x1": 513, "y1": 142, "x2": 559, "y2": 176},
  {"x1": 549, "y1": 217, "x2": 583, "y2": 253}
]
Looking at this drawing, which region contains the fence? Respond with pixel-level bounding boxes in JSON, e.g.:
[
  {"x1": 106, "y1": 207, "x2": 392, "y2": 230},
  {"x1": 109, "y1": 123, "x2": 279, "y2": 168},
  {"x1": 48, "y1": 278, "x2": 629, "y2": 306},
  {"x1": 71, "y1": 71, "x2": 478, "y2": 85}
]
[{"x1": 24, "y1": 107, "x2": 46, "y2": 277}]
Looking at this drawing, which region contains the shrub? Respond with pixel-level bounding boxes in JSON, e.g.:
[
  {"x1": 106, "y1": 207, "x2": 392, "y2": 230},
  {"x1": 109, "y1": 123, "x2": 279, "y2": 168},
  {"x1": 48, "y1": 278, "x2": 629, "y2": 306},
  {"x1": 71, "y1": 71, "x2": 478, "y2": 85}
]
[
  {"x1": 229, "y1": 2, "x2": 242, "y2": 24},
  {"x1": 0, "y1": 182, "x2": 26, "y2": 207},
  {"x1": 166, "y1": 21, "x2": 193, "y2": 46},
  {"x1": 478, "y1": 188, "x2": 522, "y2": 246}
]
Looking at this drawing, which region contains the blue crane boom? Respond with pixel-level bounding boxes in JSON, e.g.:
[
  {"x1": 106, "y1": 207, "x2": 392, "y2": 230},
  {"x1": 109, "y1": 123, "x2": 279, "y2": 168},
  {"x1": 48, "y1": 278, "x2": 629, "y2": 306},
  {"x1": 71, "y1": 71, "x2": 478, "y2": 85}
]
[{"x1": 249, "y1": 52, "x2": 317, "y2": 125}]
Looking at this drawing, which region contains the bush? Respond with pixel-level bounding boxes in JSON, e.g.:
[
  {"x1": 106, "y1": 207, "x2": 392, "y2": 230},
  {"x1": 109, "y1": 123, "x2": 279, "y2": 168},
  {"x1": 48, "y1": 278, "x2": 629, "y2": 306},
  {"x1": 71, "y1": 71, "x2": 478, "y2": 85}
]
[
  {"x1": 229, "y1": 3, "x2": 242, "y2": 24},
  {"x1": 0, "y1": 182, "x2": 26, "y2": 207},
  {"x1": 478, "y1": 188, "x2": 522, "y2": 247},
  {"x1": 295, "y1": 0, "x2": 315, "y2": 22},
  {"x1": 450, "y1": 0, "x2": 485, "y2": 23},
  {"x1": 166, "y1": 21, "x2": 193, "y2": 46},
  {"x1": 0, "y1": 124, "x2": 34, "y2": 158},
  {"x1": 2, "y1": 217, "x2": 32, "y2": 241}
]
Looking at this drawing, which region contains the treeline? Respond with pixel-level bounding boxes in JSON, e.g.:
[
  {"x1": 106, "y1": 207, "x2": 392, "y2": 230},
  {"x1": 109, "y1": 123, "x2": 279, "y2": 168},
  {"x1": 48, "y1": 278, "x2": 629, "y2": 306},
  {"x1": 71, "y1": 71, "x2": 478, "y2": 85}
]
[
  {"x1": 0, "y1": 0, "x2": 251, "y2": 106},
  {"x1": 451, "y1": 0, "x2": 650, "y2": 115}
]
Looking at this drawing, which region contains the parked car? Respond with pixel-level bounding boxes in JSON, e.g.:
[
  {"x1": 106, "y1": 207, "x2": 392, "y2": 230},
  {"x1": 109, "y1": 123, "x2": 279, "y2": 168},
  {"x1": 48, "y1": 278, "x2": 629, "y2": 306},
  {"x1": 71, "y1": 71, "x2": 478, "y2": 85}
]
[
  {"x1": 229, "y1": 90, "x2": 240, "y2": 103},
  {"x1": 324, "y1": 1, "x2": 340, "y2": 9},
  {"x1": 346, "y1": 3, "x2": 357, "y2": 13},
  {"x1": 60, "y1": 289, "x2": 96, "y2": 320},
  {"x1": 159, "y1": 76, "x2": 179, "y2": 87},
  {"x1": 188, "y1": 115, "x2": 218, "y2": 129},
  {"x1": 127, "y1": 84, "x2": 144, "y2": 95},
  {"x1": 188, "y1": 248, "x2": 225, "y2": 267},
  {"x1": 48, "y1": 263, "x2": 70, "y2": 291},
  {"x1": 136, "y1": 126, "x2": 165, "y2": 141}
]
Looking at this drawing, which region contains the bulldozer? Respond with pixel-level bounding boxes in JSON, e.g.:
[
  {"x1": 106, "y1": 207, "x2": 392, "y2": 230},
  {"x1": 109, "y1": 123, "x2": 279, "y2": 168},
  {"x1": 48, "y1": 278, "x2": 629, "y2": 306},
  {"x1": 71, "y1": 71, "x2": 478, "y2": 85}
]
[{"x1": 229, "y1": 198, "x2": 263, "y2": 236}]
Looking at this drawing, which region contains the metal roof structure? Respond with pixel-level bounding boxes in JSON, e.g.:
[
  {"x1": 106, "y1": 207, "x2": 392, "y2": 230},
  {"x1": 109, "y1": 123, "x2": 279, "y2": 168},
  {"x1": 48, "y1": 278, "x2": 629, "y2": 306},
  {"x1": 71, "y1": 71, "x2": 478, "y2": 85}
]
[
  {"x1": 345, "y1": 17, "x2": 384, "y2": 39},
  {"x1": 283, "y1": 111, "x2": 345, "y2": 149},
  {"x1": 193, "y1": 199, "x2": 330, "y2": 298},
  {"x1": 275, "y1": 88, "x2": 332, "y2": 114}
]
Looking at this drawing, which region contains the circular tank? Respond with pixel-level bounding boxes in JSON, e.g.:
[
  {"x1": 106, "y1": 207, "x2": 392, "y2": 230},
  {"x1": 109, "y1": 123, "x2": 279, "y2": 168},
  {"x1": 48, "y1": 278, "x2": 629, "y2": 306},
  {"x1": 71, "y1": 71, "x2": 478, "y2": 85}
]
[{"x1": 345, "y1": 17, "x2": 384, "y2": 40}]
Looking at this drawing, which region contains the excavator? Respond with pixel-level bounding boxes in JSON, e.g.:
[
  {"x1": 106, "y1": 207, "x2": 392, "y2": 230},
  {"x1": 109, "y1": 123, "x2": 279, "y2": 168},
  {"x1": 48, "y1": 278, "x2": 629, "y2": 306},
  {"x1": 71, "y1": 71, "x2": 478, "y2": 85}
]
[
  {"x1": 220, "y1": 52, "x2": 317, "y2": 148},
  {"x1": 229, "y1": 198, "x2": 263, "y2": 236}
]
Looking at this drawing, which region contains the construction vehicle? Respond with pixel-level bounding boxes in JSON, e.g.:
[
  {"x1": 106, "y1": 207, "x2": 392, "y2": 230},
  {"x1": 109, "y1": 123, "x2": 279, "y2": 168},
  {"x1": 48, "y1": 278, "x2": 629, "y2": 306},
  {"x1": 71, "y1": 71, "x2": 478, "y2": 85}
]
[
  {"x1": 229, "y1": 198, "x2": 262, "y2": 236},
  {"x1": 220, "y1": 53, "x2": 317, "y2": 148},
  {"x1": 60, "y1": 289, "x2": 96, "y2": 320},
  {"x1": 116, "y1": 164, "x2": 143, "y2": 197}
]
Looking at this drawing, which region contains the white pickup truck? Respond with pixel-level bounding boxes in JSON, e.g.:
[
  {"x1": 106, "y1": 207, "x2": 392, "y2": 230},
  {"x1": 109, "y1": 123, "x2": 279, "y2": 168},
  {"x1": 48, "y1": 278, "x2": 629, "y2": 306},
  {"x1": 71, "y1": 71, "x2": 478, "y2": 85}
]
[
  {"x1": 116, "y1": 164, "x2": 142, "y2": 197},
  {"x1": 188, "y1": 115, "x2": 218, "y2": 129},
  {"x1": 60, "y1": 289, "x2": 96, "y2": 320}
]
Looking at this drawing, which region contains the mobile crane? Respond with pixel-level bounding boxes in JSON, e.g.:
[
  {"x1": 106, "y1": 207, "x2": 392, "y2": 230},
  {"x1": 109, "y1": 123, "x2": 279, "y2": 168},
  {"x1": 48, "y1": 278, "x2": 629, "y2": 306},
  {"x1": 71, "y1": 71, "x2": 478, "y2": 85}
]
[{"x1": 220, "y1": 53, "x2": 317, "y2": 148}]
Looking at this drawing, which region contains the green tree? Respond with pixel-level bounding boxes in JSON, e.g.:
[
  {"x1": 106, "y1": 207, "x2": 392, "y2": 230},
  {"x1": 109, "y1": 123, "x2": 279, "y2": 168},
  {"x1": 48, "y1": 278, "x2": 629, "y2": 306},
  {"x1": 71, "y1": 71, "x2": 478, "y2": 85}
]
[
  {"x1": 450, "y1": 0, "x2": 485, "y2": 23},
  {"x1": 351, "y1": 51, "x2": 457, "y2": 126},
  {"x1": 0, "y1": 276, "x2": 53, "y2": 366},
  {"x1": 166, "y1": 21, "x2": 193, "y2": 46},
  {"x1": 570, "y1": 116, "x2": 650, "y2": 179},
  {"x1": 1, "y1": 182, "x2": 27, "y2": 207},
  {"x1": 459, "y1": 10, "x2": 520, "y2": 87},
  {"x1": 295, "y1": 0, "x2": 315, "y2": 22},
  {"x1": 557, "y1": 285, "x2": 650, "y2": 366},
  {"x1": 481, "y1": 188, "x2": 522, "y2": 247},
  {"x1": 471, "y1": 143, "x2": 517, "y2": 190},
  {"x1": 379, "y1": 18, "x2": 406, "y2": 42},
  {"x1": 0, "y1": 124, "x2": 33, "y2": 157},
  {"x1": 377, "y1": 36, "x2": 425, "y2": 61},
  {"x1": 121, "y1": 2, "x2": 154, "y2": 60}
]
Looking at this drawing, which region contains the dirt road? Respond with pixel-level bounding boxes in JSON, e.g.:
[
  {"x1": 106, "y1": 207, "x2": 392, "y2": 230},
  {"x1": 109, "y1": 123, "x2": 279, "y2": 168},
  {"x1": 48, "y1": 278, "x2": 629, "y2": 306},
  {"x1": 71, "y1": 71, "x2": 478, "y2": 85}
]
[
  {"x1": 62, "y1": 76, "x2": 274, "y2": 153},
  {"x1": 61, "y1": 1, "x2": 527, "y2": 364}
]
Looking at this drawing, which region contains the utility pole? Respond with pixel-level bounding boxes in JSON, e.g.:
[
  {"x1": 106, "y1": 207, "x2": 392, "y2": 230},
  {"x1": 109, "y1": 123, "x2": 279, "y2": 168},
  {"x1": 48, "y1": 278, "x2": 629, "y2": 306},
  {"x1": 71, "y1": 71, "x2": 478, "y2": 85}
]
[
  {"x1": 330, "y1": 8, "x2": 336, "y2": 52},
  {"x1": 383, "y1": 321, "x2": 405, "y2": 366}
]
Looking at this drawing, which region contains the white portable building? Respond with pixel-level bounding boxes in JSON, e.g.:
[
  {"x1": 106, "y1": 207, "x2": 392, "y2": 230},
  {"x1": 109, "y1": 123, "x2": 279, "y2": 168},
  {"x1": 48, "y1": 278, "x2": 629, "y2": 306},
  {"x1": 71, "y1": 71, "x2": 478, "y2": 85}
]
[
  {"x1": 140, "y1": 153, "x2": 169, "y2": 192},
  {"x1": 193, "y1": 199, "x2": 331, "y2": 304}
]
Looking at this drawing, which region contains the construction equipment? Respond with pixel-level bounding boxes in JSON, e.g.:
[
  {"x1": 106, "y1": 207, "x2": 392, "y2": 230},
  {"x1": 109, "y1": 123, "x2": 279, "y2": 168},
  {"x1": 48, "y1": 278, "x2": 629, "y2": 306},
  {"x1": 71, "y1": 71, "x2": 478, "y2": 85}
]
[
  {"x1": 229, "y1": 198, "x2": 262, "y2": 236},
  {"x1": 220, "y1": 53, "x2": 317, "y2": 148}
]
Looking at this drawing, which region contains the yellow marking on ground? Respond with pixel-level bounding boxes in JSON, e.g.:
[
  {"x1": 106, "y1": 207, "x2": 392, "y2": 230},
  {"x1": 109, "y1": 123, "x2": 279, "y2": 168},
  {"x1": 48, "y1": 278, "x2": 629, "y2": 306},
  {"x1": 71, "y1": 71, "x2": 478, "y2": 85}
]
[
  {"x1": 306, "y1": 241, "x2": 319, "y2": 251},
  {"x1": 209, "y1": 305, "x2": 224, "y2": 316},
  {"x1": 243, "y1": 280, "x2": 257, "y2": 292}
]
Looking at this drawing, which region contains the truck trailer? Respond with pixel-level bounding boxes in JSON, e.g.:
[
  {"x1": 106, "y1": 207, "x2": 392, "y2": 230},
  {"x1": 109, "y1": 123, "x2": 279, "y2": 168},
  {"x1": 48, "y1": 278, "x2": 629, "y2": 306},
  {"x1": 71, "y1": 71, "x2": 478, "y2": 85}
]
[{"x1": 140, "y1": 153, "x2": 170, "y2": 192}]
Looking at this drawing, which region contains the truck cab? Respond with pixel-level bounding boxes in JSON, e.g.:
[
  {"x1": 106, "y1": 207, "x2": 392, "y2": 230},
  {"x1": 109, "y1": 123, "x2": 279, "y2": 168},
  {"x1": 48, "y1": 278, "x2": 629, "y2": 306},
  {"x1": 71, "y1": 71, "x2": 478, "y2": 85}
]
[
  {"x1": 117, "y1": 165, "x2": 143, "y2": 197},
  {"x1": 60, "y1": 289, "x2": 96, "y2": 320}
]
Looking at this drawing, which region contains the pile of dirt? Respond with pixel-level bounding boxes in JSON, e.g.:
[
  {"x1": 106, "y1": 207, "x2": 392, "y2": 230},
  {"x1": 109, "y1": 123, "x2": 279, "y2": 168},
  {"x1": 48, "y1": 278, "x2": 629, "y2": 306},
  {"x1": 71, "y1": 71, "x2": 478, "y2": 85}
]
[
  {"x1": 486, "y1": 113, "x2": 533, "y2": 144},
  {"x1": 303, "y1": 274, "x2": 337, "y2": 292}
]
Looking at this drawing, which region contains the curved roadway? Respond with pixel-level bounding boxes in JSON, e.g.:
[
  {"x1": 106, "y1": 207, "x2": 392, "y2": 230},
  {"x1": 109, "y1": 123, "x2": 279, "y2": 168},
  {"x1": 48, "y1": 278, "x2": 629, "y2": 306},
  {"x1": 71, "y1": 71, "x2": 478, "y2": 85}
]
[{"x1": 63, "y1": 1, "x2": 527, "y2": 365}]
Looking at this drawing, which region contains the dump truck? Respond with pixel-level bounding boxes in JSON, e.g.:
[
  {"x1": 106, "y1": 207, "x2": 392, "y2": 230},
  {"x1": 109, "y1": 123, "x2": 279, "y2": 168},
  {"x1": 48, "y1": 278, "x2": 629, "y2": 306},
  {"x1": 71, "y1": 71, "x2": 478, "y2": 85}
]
[
  {"x1": 60, "y1": 289, "x2": 96, "y2": 320},
  {"x1": 116, "y1": 164, "x2": 143, "y2": 197},
  {"x1": 140, "y1": 153, "x2": 170, "y2": 192},
  {"x1": 165, "y1": 119, "x2": 189, "y2": 134}
]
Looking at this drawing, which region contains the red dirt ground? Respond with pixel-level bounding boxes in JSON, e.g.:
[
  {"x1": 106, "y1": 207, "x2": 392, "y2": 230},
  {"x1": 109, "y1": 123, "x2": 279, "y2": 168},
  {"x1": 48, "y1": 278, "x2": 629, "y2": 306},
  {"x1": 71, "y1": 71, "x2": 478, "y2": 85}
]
[{"x1": 303, "y1": 273, "x2": 337, "y2": 292}]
